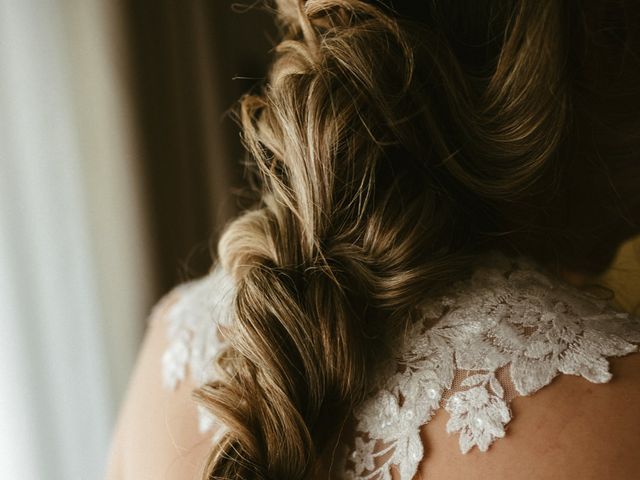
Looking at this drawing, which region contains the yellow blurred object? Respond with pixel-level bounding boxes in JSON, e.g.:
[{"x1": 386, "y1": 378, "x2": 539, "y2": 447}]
[{"x1": 597, "y1": 236, "x2": 640, "y2": 315}]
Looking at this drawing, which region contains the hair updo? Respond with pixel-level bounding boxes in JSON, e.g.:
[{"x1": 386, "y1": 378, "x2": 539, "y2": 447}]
[{"x1": 194, "y1": 0, "x2": 640, "y2": 478}]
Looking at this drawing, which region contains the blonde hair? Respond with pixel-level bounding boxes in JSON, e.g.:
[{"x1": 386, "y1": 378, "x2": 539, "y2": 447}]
[{"x1": 194, "y1": 0, "x2": 640, "y2": 478}]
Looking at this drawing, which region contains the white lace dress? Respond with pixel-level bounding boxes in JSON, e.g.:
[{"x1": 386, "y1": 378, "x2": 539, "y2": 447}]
[{"x1": 158, "y1": 252, "x2": 640, "y2": 480}]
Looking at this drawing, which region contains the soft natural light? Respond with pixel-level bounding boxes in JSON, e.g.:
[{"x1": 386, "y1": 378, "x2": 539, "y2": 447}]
[{"x1": 0, "y1": 0, "x2": 151, "y2": 478}]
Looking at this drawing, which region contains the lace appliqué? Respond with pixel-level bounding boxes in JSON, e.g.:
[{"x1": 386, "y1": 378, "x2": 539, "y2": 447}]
[
  {"x1": 157, "y1": 254, "x2": 640, "y2": 479},
  {"x1": 159, "y1": 265, "x2": 235, "y2": 433},
  {"x1": 344, "y1": 253, "x2": 640, "y2": 480}
]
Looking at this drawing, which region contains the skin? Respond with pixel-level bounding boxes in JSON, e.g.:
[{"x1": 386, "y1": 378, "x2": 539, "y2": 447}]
[
  {"x1": 412, "y1": 243, "x2": 640, "y2": 479},
  {"x1": 415, "y1": 353, "x2": 640, "y2": 480},
  {"x1": 104, "y1": 293, "x2": 212, "y2": 480}
]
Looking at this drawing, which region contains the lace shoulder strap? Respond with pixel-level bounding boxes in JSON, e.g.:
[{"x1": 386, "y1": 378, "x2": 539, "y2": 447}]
[
  {"x1": 158, "y1": 264, "x2": 236, "y2": 432},
  {"x1": 343, "y1": 252, "x2": 640, "y2": 480}
]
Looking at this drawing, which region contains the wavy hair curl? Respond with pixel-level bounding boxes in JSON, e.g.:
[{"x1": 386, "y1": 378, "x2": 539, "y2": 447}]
[{"x1": 194, "y1": 1, "x2": 640, "y2": 478}]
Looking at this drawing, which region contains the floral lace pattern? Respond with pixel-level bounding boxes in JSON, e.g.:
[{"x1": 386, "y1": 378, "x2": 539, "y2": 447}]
[
  {"x1": 159, "y1": 252, "x2": 640, "y2": 479},
  {"x1": 159, "y1": 265, "x2": 235, "y2": 432},
  {"x1": 344, "y1": 253, "x2": 640, "y2": 480}
]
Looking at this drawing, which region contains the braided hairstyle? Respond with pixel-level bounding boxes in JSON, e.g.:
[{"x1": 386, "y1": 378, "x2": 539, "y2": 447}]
[{"x1": 194, "y1": 0, "x2": 640, "y2": 478}]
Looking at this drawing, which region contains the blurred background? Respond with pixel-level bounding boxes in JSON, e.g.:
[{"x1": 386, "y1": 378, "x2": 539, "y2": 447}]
[{"x1": 0, "y1": 1, "x2": 275, "y2": 478}]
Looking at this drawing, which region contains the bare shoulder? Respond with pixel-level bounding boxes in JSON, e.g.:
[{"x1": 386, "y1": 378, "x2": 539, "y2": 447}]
[
  {"x1": 104, "y1": 290, "x2": 213, "y2": 480},
  {"x1": 418, "y1": 352, "x2": 640, "y2": 480}
]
